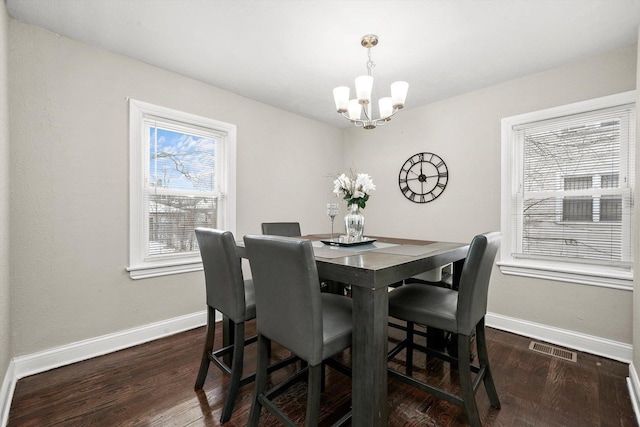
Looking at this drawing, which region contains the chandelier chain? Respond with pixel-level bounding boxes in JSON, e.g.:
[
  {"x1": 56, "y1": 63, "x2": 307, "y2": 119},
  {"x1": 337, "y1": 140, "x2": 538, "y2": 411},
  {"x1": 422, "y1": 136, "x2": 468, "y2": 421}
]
[{"x1": 366, "y1": 48, "x2": 376, "y2": 77}]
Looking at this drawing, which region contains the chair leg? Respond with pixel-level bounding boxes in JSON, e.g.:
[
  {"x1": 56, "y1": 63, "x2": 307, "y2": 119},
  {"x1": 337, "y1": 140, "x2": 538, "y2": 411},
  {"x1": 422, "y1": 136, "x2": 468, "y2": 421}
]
[
  {"x1": 248, "y1": 334, "x2": 270, "y2": 427},
  {"x1": 406, "y1": 321, "x2": 414, "y2": 376},
  {"x1": 457, "y1": 334, "x2": 481, "y2": 427},
  {"x1": 426, "y1": 327, "x2": 448, "y2": 351},
  {"x1": 194, "y1": 306, "x2": 216, "y2": 389},
  {"x1": 220, "y1": 321, "x2": 246, "y2": 423},
  {"x1": 476, "y1": 319, "x2": 501, "y2": 409},
  {"x1": 306, "y1": 364, "x2": 322, "y2": 427},
  {"x1": 223, "y1": 315, "x2": 234, "y2": 366}
]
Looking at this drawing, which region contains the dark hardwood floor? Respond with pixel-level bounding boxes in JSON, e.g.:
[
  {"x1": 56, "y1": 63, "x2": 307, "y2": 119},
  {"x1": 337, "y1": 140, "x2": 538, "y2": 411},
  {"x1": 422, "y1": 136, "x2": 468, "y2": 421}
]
[{"x1": 8, "y1": 320, "x2": 635, "y2": 426}]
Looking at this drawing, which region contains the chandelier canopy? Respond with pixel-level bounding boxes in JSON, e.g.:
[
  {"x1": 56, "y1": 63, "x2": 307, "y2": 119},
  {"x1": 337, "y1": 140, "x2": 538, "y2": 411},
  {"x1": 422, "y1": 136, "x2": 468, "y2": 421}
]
[{"x1": 333, "y1": 34, "x2": 408, "y2": 130}]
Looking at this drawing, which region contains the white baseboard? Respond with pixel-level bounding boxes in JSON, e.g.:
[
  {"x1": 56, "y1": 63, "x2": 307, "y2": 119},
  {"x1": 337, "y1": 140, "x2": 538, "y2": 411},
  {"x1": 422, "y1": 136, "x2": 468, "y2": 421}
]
[
  {"x1": 486, "y1": 312, "x2": 632, "y2": 363},
  {"x1": 13, "y1": 310, "x2": 207, "y2": 380},
  {"x1": 0, "y1": 360, "x2": 16, "y2": 427},
  {"x1": 628, "y1": 364, "x2": 640, "y2": 426}
]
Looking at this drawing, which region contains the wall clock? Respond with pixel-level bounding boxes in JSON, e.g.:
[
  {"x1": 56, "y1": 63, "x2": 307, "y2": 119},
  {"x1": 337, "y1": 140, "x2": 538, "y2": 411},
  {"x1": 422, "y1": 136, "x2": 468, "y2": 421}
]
[{"x1": 398, "y1": 152, "x2": 448, "y2": 203}]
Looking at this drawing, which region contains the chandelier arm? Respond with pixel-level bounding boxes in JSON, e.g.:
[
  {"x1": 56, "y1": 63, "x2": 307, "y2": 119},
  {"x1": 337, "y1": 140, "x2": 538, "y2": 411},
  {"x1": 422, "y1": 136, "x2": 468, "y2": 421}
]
[
  {"x1": 340, "y1": 111, "x2": 366, "y2": 127},
  {"x1": 380, "y1": 108, "x2": 400, "y2": 121},
  {"x1": 362, "y1": 104, "x2": 371, "y2": 121},
  {"x1": 363, "y1": 109, "x2": 375, "y2": 128}
]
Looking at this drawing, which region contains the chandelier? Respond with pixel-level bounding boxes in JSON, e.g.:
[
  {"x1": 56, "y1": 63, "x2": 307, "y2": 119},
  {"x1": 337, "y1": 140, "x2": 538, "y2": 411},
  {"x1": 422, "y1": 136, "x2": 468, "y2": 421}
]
[{"x1": 333, "y1": 34, "x2": 408, "y2": 130}]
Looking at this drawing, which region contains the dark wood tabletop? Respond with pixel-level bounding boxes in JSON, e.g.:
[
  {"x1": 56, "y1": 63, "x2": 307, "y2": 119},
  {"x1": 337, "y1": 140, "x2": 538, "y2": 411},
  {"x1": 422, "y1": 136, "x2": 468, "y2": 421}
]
[{"x1": 305, "y1": 234, "x2": 468, "y2": 288}]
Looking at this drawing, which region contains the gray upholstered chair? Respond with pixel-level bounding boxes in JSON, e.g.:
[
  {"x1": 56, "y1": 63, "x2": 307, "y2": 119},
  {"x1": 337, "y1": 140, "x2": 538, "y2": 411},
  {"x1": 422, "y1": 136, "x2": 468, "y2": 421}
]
[
  {"x1": 243, "y1": 234, "x2": 353, "y2": 427},
  {"x1": 260, "y1": 222, "x2": 301, "y2": 237},
  {"x1": 194, "y1": 228, "x2": 295, "y2": 423},
  {"x1": 387, "y1": 232, "x2": 502, "y2": 427},
  {"x1": 394, "y1": 264, "x2": 455, "y2": 348}
]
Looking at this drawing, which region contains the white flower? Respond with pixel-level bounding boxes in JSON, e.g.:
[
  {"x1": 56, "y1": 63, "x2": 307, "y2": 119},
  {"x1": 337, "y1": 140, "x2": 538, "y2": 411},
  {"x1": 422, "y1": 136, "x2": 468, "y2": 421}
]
[
  {"x1": 355, "y1": 173, "x2": 376, "y2": 193},
  {"x1": 333, "y1": 170, "x2": 375, "y2": 209},
  {"x1": 333, "y1": 173, "x2": 351, "y2": 195}
]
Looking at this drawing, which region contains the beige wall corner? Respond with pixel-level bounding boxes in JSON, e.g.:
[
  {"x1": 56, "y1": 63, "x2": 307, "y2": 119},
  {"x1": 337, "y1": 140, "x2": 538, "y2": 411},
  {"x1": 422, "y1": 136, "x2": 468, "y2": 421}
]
[
  {"x1": 631, "y1": 24, "x2": 640, "y2": 422},
  {"x1": 0, "y1": 0, "x2": 12, "y2": 425}
]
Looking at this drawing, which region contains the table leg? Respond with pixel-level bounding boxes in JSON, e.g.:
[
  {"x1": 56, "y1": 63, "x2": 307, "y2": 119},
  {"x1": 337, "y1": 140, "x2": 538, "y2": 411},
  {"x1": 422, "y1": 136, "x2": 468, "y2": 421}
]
[
  {"x1": 350, "y1": 285, "x2": 389, "y2": 427},
  {"x1": 446, "y1": 258, "x2": 466, "y2": 357},
  {"x1": 451, "y1": 258, "x2": 465, "y2": 291}
]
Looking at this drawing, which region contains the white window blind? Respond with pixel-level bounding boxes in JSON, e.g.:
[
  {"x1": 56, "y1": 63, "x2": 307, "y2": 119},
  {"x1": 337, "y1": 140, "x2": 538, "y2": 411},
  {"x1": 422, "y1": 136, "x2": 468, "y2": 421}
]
[
  {"x1": 128, "y1": 99, "x2": 236, "y2": 279},
  {"x1": 144, "y1": 117, "x2": 224, "y2": 258},
  {"x1": 500, "y1": 91, "x2": 635, "y2": 288}
]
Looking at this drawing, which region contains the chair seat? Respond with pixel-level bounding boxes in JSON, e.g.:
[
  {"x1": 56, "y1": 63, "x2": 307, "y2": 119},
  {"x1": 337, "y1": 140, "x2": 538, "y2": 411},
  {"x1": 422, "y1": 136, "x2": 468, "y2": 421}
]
[
  {"x1": 321, "y1": 293, "x2": 353, "y2": 360},
  {"x1": 388, "y1": 284, "x2": 458, "y2": 333}
]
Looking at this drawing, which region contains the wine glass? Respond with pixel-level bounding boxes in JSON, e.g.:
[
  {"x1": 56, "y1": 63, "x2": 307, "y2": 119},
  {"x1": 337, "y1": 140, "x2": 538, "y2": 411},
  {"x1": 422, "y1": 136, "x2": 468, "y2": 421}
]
[{"x1": 326, "y1": 203, "x2": 339, "y2": 241}]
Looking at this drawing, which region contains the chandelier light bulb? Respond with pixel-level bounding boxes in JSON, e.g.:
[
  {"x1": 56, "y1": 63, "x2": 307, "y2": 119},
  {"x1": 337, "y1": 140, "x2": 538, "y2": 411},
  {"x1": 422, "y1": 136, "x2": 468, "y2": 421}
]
[
  {"x1": 391, "y1": 81, "x2": 409, "y2": 109},
  {"x1": 333, "y1": 86, "x2": 350, "y2": 113},
  {"x1": 355, "y1": 75, "x2": 373, "y2": 104},
  {"x1": 379, "y1": 97, "x2": 393, "y2": 119},
  {"x1": 348, "y1": 99, "x2": 362, "y2": 120}
]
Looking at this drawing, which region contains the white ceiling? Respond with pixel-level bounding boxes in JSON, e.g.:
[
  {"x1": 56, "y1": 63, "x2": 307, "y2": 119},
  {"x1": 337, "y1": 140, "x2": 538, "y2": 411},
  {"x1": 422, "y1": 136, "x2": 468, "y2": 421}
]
[{"x1": 6, "y1": 0, "x2": 640, "y2": 128}]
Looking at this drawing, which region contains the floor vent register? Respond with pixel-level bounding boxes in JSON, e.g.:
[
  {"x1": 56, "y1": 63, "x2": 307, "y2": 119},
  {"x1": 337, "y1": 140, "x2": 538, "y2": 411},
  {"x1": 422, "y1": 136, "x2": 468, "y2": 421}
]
[{"x1": 528, "y1": 341, "x2": 578, "y2": 362}]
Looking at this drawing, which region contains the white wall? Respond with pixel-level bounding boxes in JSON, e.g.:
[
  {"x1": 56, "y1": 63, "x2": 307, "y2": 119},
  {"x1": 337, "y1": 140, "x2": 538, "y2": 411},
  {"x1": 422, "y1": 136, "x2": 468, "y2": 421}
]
[
  {"x1": 8, "y1": 20, "x2": 343, "y2": 357},
  {"x1": 343, "y1": 45, "x2": 637, "y2": 345}
]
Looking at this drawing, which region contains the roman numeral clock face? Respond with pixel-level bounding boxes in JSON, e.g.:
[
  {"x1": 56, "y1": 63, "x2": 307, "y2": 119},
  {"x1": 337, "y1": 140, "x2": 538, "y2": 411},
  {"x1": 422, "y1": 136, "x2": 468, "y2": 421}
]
[{"x1": 398, "y1": 152, "x2": 448, "y2": 203}]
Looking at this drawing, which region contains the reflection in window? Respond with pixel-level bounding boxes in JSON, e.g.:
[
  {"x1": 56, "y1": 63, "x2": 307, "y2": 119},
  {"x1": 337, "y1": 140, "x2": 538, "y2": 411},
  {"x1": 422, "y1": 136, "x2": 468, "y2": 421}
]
[
  {"x1": 600, "y1": 174, "x2": 621, "y2": 222},
  {"x1": 563, "y1": 176, "x2": 593, "y2": 222}
]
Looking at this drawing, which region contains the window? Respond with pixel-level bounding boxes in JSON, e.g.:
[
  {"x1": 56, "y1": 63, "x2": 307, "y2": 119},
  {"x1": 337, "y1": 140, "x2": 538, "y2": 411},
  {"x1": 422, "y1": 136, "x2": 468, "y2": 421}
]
[
  {"x1": 500, "y1": 91, "x2": 635, "y2": 289},
  {"x1": 128, "y1": 99, "x2": 236, "y2": 279}
]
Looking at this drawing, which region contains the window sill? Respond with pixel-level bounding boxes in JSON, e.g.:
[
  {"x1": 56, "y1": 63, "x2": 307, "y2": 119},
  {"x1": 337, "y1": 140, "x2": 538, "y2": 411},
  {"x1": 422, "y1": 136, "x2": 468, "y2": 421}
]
[
  {"x1": 497, "y1": 260, "x2": 632, "y2": 291},
  {"x1": 127, "y1": 259, "x2": 203, "y2": 280}
]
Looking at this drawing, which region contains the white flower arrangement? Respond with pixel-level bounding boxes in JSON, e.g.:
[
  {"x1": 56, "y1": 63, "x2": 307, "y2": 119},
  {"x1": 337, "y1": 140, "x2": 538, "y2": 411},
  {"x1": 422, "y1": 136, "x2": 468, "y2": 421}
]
[{"x1": 333, "y1": 171, "x2": 376, "y2": 209}]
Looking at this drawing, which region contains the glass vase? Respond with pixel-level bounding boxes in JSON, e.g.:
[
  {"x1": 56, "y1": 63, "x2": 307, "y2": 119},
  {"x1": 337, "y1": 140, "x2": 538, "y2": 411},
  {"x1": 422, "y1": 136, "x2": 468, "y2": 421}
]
[{"x1": 344, "y1": 203, "x2": 365, "y2": 242}]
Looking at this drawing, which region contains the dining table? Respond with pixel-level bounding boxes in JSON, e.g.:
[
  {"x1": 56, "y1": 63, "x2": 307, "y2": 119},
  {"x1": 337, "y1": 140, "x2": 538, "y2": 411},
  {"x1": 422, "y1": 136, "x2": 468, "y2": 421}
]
[{"x1": 236, "y1": 234, "x2": 469, "y2": 427}]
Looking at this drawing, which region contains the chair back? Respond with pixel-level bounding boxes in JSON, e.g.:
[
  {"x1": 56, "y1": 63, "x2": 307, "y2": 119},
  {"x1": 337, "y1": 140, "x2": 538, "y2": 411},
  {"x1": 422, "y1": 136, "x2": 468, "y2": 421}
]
[
  {"x1": 195, "y1": 228, "x2": 247, "y2": 323},
  {"x1": 456, "y1": 232, "x2": 501, "y2": 335},
  {"x1": 261, "y1": 222, "x2": 301, "y2": 237},
  {"x1": 243, "y1": 234, "x2": 324, "y2": 365}
]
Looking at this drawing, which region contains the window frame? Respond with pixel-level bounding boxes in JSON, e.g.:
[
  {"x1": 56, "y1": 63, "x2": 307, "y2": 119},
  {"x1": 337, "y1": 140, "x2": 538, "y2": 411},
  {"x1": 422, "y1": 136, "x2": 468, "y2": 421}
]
[
  {"x1": 127, "y1": 99, "x2": 236, "y2": 279},
  {"x1": 499, "y1": 91, "x2": 635, "y2": 290}
]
